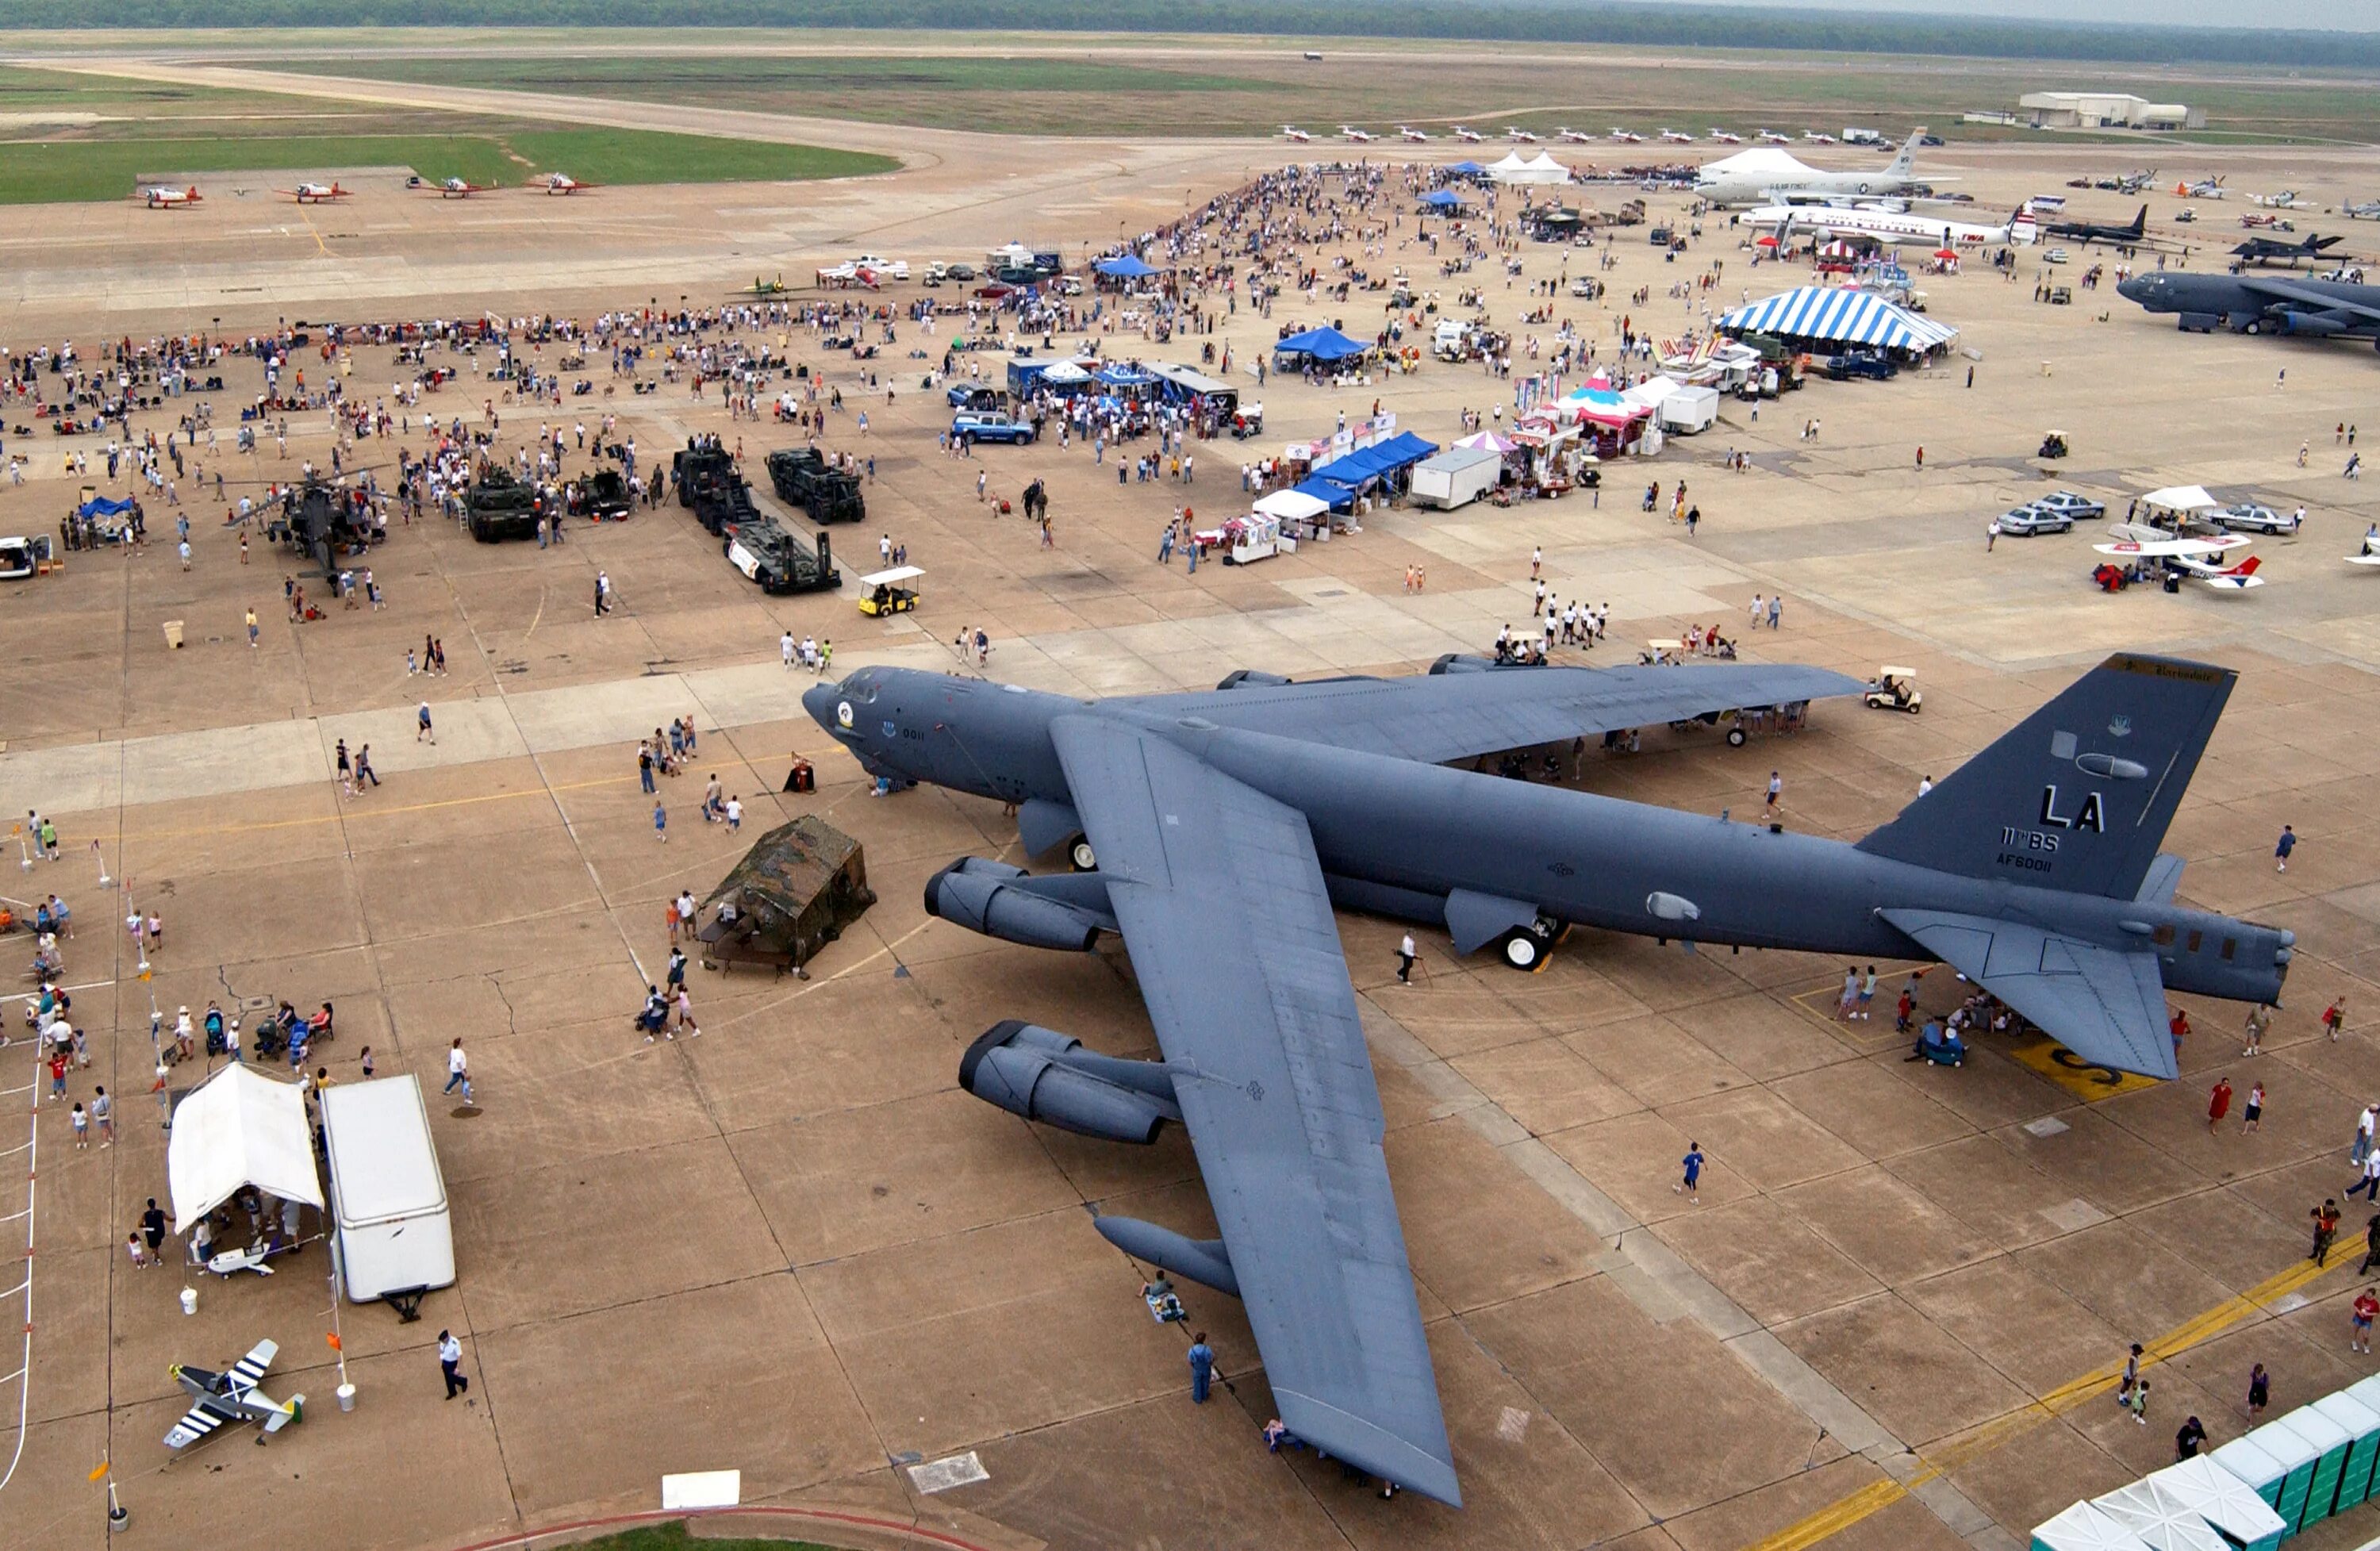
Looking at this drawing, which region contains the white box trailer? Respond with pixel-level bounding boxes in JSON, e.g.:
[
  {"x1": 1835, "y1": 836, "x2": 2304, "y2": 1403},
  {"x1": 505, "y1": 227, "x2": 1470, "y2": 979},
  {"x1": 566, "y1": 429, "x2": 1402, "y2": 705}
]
[
  {"x1": 319, "y1": 1075, "x2": 455, "y2": 1317},
  {"x1": 1657, "y1": 385, "x2": 1720, "y2": 435},
  {"x1": 1410, "y1": 447, "x2": 1504, "y2": 509}
]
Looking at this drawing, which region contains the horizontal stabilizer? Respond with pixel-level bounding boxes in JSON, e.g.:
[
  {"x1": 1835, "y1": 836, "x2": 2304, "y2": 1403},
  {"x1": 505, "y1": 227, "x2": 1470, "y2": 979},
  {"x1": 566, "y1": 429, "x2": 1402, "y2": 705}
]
[
  {"x1": 1883, "y1": 908, "x2": 2175, "y2": 1080},
  {"x1": 2136, "y1": 854, "x2": 2184, "y2": 905},
  {"x1": 1857, "y1": 653, "x2": 2232, "y2": 900}
]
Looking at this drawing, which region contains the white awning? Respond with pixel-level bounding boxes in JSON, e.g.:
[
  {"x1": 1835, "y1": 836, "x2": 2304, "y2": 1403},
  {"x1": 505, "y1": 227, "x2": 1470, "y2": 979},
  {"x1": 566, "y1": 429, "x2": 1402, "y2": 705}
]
[
  {"x1": 168, "y1": 1064, "x2": 324, "y2": 1233},
  {"x1": 857, "y1": 566, "x2": 925, "y2": 587},
  {"x1": 1253, "y1": 490, "x2": 1330, "y2": 521},
  {"x1": 2139, "y1": 485, "x2": 2217, "y2": 513}
]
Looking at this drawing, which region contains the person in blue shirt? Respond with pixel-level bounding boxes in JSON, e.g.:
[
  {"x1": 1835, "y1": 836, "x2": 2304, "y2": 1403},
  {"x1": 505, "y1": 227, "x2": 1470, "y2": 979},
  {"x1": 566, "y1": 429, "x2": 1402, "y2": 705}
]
[
  {"x1": 1678, "y1": 1143, "x2": 1703, "y2": 1201},
  {"x1": 1187, "y1": 1333, "x2": 1215, "y2": 1403}
]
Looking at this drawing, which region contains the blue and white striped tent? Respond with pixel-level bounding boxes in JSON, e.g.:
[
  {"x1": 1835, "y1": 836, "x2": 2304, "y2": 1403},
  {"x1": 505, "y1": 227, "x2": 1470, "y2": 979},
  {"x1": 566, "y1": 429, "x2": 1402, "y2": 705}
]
[{"x1": 1719, "y1": 286, "x2": 1957, "y2": 352}]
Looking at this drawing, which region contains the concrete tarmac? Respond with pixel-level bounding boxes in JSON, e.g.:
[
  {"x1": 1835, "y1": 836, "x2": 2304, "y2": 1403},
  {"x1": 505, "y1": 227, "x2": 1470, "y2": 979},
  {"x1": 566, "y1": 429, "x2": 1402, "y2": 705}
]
[{"x1": 0, "y1": 116, "x2": 2377, "y2": 1551}]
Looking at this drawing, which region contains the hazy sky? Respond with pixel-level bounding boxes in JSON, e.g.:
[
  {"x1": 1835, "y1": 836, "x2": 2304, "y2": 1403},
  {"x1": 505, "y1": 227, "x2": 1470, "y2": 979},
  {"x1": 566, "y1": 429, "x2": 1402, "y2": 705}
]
[{"x1": 1652, "y1": 0, "x2": 2380, "y2": 30}]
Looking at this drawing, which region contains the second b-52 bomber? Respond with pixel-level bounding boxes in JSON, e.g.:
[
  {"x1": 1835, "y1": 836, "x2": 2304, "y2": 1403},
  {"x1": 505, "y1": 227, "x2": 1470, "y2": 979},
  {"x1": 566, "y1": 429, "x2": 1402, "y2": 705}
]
[
  {"x1": 806, "y1": 653, "x2": 2289, "y2": 1508},
  {"x1": 2121, "y1": 268, "x2": 2380, "y2": 346}
]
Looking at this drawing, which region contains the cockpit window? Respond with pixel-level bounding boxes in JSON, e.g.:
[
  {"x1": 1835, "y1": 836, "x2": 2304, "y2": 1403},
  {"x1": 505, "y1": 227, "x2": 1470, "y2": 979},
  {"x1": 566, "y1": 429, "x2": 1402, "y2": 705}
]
[{"x1": 839, "y1": 668, "x2": 881, "y2": 702}]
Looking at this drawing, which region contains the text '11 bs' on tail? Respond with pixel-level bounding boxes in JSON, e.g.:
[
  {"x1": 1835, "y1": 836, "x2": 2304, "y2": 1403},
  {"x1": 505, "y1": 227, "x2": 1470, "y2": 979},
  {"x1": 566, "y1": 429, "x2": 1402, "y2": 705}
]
[{"x1": 1854, "y1": 653, "x2": 2233, "y2": 899}]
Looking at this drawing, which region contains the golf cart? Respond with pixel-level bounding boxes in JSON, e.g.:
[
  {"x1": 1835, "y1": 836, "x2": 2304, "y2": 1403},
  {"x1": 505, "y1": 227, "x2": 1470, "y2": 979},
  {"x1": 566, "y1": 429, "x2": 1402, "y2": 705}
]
[
  {"x1": 858, "y1": 565, "x2": 922, "y2": 616},
  {"x1": 2039, "y1": 430, "x2": 2070, "y2": 459},
  {"x1": 1865, "y1": 666, "x2": 1922, "y2": 714}
]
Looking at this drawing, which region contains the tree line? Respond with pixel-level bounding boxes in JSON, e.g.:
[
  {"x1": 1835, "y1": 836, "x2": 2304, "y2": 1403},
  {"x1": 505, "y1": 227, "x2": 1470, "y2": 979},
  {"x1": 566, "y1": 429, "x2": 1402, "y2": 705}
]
[{"x1": 2, "y1": 0, "x2": 2373, "y2": 71}]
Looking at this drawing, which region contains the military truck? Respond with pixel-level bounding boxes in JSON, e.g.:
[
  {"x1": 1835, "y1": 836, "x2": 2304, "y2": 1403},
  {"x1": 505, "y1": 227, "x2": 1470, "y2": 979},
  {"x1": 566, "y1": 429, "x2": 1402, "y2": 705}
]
[
  {"x1": 672, "y1": 444, "x2": 737, "y2": 512},
  {"x1": 569, "y1": 467, "x2": 634, "y2": 520},
  {"x1": 466, "y1": 468, "x2": 543, "y2": 543},
  {"x1": 693, "y1": 470, "x2": 763, "y2": 538},
  {"x1": 766, "y1": 447, "x2": 866, "y2": 525},
  {"x1": 724, "y1": 517, "x2": 841, "y2": 595}
]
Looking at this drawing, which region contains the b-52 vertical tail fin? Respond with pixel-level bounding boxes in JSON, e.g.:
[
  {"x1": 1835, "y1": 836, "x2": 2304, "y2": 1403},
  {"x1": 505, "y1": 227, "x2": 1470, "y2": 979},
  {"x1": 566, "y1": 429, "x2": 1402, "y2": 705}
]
[{"x1": 1855, "y1": 653, "x2": 2232, "y2": 899}]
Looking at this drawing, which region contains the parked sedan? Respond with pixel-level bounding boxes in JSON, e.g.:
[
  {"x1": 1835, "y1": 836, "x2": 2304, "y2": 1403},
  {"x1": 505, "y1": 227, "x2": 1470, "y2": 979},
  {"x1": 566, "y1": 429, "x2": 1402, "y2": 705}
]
[
  {"x1": 951, "y1": 411, "x2": 1037, "y2": 446},
  {"x1": 1995, "y1": 502, "x2": 2073, "y2": 536},
  {"x1": 2031, "y1": 489, "x2": 2106, "y2": 520},
  {"x1": 2214, "y1": 501, "x2": 2301, "y2": 535}
]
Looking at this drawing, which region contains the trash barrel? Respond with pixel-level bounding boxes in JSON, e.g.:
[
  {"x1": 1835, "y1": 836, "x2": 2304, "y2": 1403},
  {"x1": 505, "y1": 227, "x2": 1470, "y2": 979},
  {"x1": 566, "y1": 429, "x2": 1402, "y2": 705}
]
[
  {"x1": 162, "y1": 620, "x2": 185, "y2": 650},
  {"x1": 336, "y1": 1382, "x2": 356, "y2": 1413},
  {"x1": 179, "y1": 1286, "x2": 197, "y2": 1315}
]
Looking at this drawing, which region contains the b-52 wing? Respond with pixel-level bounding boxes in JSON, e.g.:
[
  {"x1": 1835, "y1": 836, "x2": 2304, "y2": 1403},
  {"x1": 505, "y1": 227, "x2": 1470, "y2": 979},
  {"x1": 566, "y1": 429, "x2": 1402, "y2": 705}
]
[
  {"x1": 1117, "y1": 663, "x2": 1864, "y2": 766},
  {"x1": 2239, "y1": 274, "x2": 2380, "y2": 324},
  {"x1": 1882, "y1": 909, "x2": 2175, "y2": 1080},
  {"x1": 1049, "y1": 712, "x2": 1461, "y2": 1505}
]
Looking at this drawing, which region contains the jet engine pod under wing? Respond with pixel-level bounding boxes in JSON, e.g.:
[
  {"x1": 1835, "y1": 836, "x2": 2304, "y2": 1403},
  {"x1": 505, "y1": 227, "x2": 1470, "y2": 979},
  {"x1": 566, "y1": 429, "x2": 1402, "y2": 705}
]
[
  {"x1": 925, "y1": 857, "x2": 1117, "y2": 950},
  {"x1": 960, "y1": 1019, "x2": 1183, "y2": 1143}
]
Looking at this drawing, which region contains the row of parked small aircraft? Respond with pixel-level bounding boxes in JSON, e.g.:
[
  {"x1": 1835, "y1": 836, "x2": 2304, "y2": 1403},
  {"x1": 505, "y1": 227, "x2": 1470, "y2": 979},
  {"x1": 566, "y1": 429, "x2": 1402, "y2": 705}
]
[
  {"x1": 1281, "y1": 124, "x2": 1818, "y2": 145},
  {"x1": 132, "y1": 171, "x2": 597, "y2": 208}
]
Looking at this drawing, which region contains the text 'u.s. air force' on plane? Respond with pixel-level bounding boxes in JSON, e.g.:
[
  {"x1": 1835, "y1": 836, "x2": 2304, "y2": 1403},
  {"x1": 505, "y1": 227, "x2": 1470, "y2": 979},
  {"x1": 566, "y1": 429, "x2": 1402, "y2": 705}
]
[{"x1": 804, "y1": 652, "x2": 2290, "y2": 1507}]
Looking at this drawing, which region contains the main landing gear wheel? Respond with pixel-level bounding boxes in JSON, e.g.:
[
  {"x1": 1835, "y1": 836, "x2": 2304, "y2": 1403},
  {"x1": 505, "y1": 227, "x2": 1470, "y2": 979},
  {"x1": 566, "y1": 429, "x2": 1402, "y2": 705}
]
[
  {"x1": 1068, "y1": 835, "x2": 1098, "y2": 872},
  {"x1": 1499, "y1": 924, "x2": 1554, "y2": 972},
  {"x1": 1726, "y1": 726, "x2": 1748, "y2": 747}
]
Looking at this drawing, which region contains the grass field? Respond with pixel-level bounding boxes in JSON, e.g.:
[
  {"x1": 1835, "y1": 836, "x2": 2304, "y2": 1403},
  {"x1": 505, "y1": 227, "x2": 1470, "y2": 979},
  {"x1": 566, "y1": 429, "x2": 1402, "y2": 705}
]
[
  {"x1": 248, "y1": 47, "x2": 2380, "y2": 143},
  {"x1": 0, "y1": 125, "x2": 893, "y2": 204}
]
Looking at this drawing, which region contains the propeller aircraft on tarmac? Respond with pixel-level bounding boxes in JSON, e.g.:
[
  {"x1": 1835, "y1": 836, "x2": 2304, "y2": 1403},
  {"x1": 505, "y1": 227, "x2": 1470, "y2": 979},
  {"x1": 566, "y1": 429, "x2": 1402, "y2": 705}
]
[{"x1": 275, "y1": 182, "x2": 350, "y2": 203}]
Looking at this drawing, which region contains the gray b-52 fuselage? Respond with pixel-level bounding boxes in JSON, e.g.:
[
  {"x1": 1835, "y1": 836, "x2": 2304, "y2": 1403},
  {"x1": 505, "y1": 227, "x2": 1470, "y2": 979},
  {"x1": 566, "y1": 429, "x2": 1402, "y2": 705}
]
[
  {"x1": 807, "y1": 660, "x2": 2287, "y2": 1047},
  {"x1": 806, "y1": 653, "x2": 2286, "y2": 1506}
]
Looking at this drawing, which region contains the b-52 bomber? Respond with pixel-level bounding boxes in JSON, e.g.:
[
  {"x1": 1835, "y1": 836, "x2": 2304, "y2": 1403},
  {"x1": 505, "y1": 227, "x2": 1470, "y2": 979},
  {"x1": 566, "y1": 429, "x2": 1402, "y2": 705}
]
[
  {"x1": 806, "y1": 653, "x2": 2289, "y2": 1507},
  {"x1": 2121, "y1": 268, "x2": 2380, "y2": 347}
]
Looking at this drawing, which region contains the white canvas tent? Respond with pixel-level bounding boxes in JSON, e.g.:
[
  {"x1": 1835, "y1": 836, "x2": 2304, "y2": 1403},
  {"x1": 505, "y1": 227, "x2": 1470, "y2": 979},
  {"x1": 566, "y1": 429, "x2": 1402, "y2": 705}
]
[
  {"x1": 168, "y1": 1064, "x2": 324, "y2": 1233},
  {"x1": 2139, "y1": 485, "x2": 2219, "y2": 514},
  {"x1": 1487, "y1": 150, "x2": 1570, "y2": 186},
  {"x1": 1253, "y1": 489, "x2": 1331, "y2": 522}
]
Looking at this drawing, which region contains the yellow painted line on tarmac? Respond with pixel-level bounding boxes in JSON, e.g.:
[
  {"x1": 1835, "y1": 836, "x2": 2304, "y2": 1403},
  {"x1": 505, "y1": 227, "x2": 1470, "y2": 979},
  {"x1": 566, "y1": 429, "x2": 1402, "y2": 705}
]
[
  {"x1": 293, "y1": 203, "x2": 328, "y2": 256},
  {"x1": 1736, "y1": 1255, "x2": 2349, "y2": 1551}
]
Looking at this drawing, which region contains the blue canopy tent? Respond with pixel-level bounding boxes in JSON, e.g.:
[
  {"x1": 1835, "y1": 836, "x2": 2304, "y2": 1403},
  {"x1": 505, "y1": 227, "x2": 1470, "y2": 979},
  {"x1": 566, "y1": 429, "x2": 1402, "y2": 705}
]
[
  {"x1": 1418, "y1": 190, "x2": 1464, "y2": 209},
  {"x1": 1291, "y1": 476, "x2": 1356, "y2": 512},
  {"x1": 77, "y1": 494, "x2": 136, "y2": 518},
  {"x1": 1093, "y1": 255, "x2": 1160, "y2": 278},
  {"x1": 1304, "y1": 432, "x2": 1441, "y2": 509},
  {"x1": 1272, "y1": 326, "x2": 1371, "y2": 365},
  {"x1": 1446, "y1": 160, "x2": 1487, "y2": 175}
]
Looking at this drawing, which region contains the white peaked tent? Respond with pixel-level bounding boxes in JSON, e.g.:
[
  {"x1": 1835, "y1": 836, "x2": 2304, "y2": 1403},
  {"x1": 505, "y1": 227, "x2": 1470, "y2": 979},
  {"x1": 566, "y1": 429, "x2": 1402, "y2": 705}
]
[
  {"x1": 1488, "y1": 150, "x2": 1570, "y2": 186},
  {"x1": 1253, "y1": 489, "x2": 1331, "y2": 522},
  {"x1": 168, "y1": 1064, "x2": 324, "y2": 1233},
  {"x1": 2139, "y1": 485, "x2": 2219, "y2": 514}
]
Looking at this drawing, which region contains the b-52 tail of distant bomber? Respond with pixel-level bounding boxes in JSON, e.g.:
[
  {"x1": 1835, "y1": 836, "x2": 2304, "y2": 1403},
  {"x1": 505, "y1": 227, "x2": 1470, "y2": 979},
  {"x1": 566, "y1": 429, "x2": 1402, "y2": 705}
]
[{"x1": 808, "y1": 653, "x2": 2288, "y2": 1507}]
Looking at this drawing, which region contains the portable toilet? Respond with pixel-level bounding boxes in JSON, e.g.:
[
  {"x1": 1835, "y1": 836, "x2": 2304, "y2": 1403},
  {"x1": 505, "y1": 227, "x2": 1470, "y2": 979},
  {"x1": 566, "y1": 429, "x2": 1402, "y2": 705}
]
[
  {"x1": 2261, "y1": 1407, "x2": 2349, "y2": 1528},
  {"x1": 2094, "y1": 1476, "x2": 2233, "y2": 1551},
  {"x1": 2034, "y1": 1499, "x2": 2159, "y2": 1551},
  {"x1": 2213, "y1": 1429, "x2": 2309, "y2": 1528},
  {"x1": 2309, "y1": 1390, "x2": 2380, "y2": 1511},
  {"x1": 2148, "y1": 1456, "x2": 2288, "y2": 1551}
]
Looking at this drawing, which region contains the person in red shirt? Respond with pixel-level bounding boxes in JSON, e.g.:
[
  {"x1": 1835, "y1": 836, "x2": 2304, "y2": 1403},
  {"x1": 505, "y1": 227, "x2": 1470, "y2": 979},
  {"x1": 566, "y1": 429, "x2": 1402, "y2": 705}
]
[
  {"x1": 2209, "y1": 1078, "x2": 2233, "y2": 1133},
  {"x1": 2354, "y1": 1288, "x2": 2379, "y2": 1355}
]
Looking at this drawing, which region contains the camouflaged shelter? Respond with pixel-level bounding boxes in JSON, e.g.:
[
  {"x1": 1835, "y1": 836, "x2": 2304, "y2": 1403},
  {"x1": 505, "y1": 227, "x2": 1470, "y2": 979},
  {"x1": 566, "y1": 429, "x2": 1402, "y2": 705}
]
[{"x1": 697, "y1": 816, "x2": 876, "y2": 975}]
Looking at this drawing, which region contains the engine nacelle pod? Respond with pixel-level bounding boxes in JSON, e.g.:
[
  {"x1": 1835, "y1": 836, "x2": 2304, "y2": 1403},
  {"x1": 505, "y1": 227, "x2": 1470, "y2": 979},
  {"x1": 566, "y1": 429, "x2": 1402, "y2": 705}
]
[
  {"x1": 1095, "y1": 1215, "x2": 1240, "y2": 1298},
  {"x1": 927, "y1": 858, "x2": 1105, "y2": 951},
  {"x1": 960, "y1": 1020, "x2": 1182, "y2": 1145}
]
